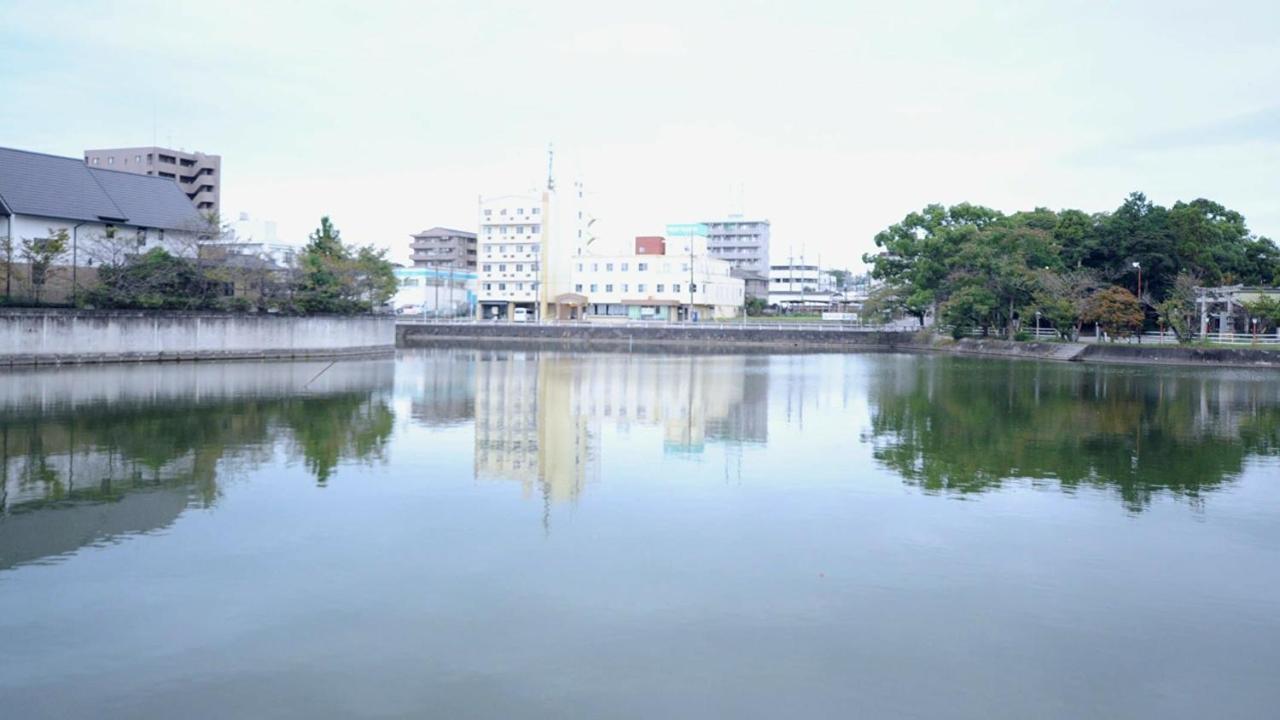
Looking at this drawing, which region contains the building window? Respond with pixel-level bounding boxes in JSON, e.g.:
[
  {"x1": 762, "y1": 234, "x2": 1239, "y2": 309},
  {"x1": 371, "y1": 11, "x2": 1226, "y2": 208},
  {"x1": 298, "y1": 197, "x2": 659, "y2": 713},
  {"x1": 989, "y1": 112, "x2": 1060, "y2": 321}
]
[
  {"x1": 499, "y1": 283, "x2": 507, "y2": 290},
  {"x1": 531, "y1": 225, "x2": 540, "y2": 233},
  {"x1": 605, "y1": 263, "x2": 613, "y2": 272},
  {"x1": 530, "y1": 243, "x2": 539, "y2": 253},
  {"x1": 498, "y1": 264, "x2": 506, "y2": 271},
  {"x1": 517, "y1": 207, "x2": 524, "y2": 215},
  {"x1": 107, "y1": 156, "x2": 114, "y2": 164},
  {"x1": 605, "y1": 284, "x2": 613, "y2": 292},
  {"x1": 499, "y1": 209, "x2": 507, "y2": 215},
  {"x1": 482, "y1": 264, "x2": 491, "y2": 272},
  {"x1": 484, "y1": 283, "x2": 492, "y2": 290},
  {"x1": 621, "y1": 262, "x2": 629, "y2": 271},
  {"x1": 91, "y1": 157, "x2": 98, "y2": 164},
  {"x1": 638, "y1": 263, "x2": 648, "y2": 271},
  {"x1": 516, "y1": 245, "x2": 523, "y2": 253},
  {"x1": 532, "y1": 208, "x2": 540, "y2": 215},
  {"x1": 134, "y1": 155, "x2": 141, "y2": 163},
  {"x1": 657, "y1": 284, "x2": 665, "y2": 293},
  {"x1": 515, "y1": 264, "x2": 523, "y2": 272},
  {"x1": 499, "y1": 245, "x2": 506, "y2": 253},
  {"x1": 516, "y1": 226, "x2": 524, "y2": 234},
  {"x1": 484, "y1": 209, "x2": 492, "y2": 216},
  {"x1": 591, "y1": 263, "x2": 598, "y2": 271},
  {"x1": 575, "y1": 284, "x2": 583, "y2": 292},
  {"x1": 590, "y1": 284, "x2": 598, "y2": 292},
  {"x1": 673, "y1": 284, "x2": 681, "y2": 293},
  {"x1": 638, "y1": 284, "x2": 646, "y2": 293},
  {"x1": 623, "y1": 284, "x2": 629, "y2": 293},
  {"x1": 576, "y1": 263, "x2": 583, "y2": 272}
]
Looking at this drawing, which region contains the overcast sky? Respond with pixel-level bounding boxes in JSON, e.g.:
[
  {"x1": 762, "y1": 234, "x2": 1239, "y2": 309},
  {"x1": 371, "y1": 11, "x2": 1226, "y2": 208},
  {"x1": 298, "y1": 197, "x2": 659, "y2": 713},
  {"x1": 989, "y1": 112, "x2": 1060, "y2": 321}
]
[{"x1": 3, "y1": 0, "x2": 1277, "y2": 269}]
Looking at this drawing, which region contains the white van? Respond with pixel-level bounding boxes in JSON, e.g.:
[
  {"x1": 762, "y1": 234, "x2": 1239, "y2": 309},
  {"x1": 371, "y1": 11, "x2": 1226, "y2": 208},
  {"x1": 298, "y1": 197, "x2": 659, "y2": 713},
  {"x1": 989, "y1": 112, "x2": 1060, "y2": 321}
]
[{"x1": 512, "y1": 308, "x2": 530, "y2": 323}]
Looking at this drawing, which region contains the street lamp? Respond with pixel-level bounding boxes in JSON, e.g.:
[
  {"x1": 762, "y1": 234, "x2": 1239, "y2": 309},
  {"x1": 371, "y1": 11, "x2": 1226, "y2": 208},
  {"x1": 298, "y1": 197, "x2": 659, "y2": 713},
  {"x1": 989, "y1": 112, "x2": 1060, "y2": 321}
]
[
  {"x1": 1131, "y1": 261, "x2": 1142, "y2": 299},
  {"x1": 1035, "y1": 310, "x2": 1041, "y2": 338},
  {"x1": 1253, "y1": 316, "x2": 1260, "y2": 343}
]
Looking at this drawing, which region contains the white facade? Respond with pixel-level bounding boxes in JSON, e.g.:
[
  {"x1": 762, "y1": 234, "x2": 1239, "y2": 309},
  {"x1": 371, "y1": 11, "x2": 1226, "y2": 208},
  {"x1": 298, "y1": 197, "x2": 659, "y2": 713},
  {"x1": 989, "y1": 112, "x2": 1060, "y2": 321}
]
[
  {"x1": 572, "y1": 230, "x2": 744, "y2": 320},
  {"x1": 393, "y1": 266, "x2": 476, "y2": 316},
  {"x1": 2, "y1": 214, "x2": 198, "y2": 268},
  {"x1": 475, "y1": 180, "x2": 587, "y2": 320},
  {"x1": 768, "y1": 264, "x2": 837, "y2": 308}
]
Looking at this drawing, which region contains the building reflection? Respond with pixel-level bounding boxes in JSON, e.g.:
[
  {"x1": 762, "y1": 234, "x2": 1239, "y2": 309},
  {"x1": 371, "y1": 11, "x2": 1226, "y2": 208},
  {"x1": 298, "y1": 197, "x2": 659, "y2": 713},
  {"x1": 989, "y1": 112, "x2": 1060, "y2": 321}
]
[
  {"x1": 0, "y1": 359, "x2": 395, "y2": 571},
  {"x1": 471, "y1": 351, "x2": 770, "y2": 509}
]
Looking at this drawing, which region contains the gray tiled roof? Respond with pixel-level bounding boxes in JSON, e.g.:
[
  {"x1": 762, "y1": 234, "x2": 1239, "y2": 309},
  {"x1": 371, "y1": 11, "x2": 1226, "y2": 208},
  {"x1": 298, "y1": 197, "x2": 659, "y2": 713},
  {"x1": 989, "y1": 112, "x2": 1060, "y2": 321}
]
[
  {"x1": 0, "y1": 146, "x2": 204, "y2": 231},
  {"x1": 89, "y1": 167, "x2": 205, "y2": 231}
]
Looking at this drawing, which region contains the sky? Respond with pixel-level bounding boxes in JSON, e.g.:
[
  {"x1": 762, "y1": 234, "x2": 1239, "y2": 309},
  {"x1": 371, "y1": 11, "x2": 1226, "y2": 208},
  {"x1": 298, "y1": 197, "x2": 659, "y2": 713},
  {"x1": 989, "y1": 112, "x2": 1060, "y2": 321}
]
[{"x1": 2, "y1": 0, "x2": 1278, "y2": 270}]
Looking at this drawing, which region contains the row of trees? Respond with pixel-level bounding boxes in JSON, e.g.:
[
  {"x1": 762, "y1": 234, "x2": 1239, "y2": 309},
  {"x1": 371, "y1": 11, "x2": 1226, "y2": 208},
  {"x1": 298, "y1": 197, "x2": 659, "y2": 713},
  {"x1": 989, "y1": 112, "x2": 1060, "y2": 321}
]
[
  {"x1": 3, "y1": 216, "x2": 397, "y2": 314},
  {"x1": 863, "y1": 193, "x2": 1280, "y2": 340}
]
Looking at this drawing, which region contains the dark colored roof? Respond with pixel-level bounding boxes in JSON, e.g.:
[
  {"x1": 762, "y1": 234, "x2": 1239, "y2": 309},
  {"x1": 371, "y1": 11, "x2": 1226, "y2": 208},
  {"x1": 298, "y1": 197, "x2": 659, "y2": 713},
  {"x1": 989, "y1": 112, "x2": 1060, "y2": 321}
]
[
  {"x1": 0, "y1": 146, "x2": 125, "y2": 222},
  {"x1": 412, "y1": 226, "x2": 476, "y2": 239},
  {"x1": 89, "y1": 167, "x2": 204, "y2": 231},
  {"x1": 0, "y1": 146, "x2": 203, "y2": 231}
]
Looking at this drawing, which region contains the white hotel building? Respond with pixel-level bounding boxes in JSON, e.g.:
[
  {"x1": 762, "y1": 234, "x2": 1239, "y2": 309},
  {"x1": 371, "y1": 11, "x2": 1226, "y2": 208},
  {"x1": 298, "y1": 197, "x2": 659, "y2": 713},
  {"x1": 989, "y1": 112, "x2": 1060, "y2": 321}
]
[{"x1": 475, "y1": 179, "x2": 587, "y2": 321}]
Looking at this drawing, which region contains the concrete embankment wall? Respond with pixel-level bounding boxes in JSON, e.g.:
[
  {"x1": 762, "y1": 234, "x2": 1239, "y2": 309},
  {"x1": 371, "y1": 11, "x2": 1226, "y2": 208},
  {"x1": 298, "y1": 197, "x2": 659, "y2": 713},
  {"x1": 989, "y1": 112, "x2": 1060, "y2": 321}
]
[
  {"x1": 397, "y1": 322, "x2": 924, "y2": 352},
  {"x1": 1078, "y1": 343, "x2": 1280, "y2": 368},
  {"x1": 397, "y1": 323, "x2": 1280, "y2": 368},
  {"x1": 1, "y1": 309, "x2": 395, "y2": 366}
]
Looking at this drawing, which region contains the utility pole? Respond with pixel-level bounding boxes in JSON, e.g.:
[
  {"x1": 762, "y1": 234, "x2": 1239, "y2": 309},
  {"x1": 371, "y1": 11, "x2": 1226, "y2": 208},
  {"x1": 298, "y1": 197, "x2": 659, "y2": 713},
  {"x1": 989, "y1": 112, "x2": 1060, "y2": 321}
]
[{"x1": 688, "y1": 226, "x2": 696, "y2": 322}]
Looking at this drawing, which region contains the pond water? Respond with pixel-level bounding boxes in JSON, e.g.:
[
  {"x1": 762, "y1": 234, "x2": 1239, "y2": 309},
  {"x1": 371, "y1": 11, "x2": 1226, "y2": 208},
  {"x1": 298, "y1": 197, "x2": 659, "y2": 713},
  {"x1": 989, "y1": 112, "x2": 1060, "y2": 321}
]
[{"x1": 2, "y1": 348, "x2": 1278, "y2": 719}]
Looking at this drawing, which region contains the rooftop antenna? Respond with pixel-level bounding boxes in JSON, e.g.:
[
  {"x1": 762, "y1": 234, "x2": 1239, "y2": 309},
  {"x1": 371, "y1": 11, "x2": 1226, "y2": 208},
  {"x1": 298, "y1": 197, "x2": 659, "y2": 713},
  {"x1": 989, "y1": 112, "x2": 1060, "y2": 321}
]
[{"x1": 546, "y1": 142, "x2": 555, "y2": 192}]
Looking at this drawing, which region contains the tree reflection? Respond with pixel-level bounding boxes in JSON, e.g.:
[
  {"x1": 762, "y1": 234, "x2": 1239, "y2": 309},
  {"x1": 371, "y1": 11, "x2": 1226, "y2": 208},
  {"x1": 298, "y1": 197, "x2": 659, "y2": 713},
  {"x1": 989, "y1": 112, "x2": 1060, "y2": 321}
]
[
  {"x1": 864, "y1": 359, "x2": 1280, "y2": 511},
  {"x1": 1, "y1": 389, "x2": 394, "y2": 570}
]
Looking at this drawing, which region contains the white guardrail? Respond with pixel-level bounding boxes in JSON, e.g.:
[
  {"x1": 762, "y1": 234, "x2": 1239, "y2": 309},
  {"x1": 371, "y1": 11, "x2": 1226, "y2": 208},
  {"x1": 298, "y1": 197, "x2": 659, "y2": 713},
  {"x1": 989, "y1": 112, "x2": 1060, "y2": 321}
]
[{"x1": 1005, "y1": 327, "x2": 1280, "y2": 345}]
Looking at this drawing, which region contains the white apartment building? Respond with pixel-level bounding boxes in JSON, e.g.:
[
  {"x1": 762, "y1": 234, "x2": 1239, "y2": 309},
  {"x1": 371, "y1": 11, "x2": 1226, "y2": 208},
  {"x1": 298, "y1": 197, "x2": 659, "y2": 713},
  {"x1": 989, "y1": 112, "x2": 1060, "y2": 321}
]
[
  {"x1": 475, "y1": 179, "x2": 588, "y2": 320},
  {"x1": 768, "y1": 263, "x2": 838, "y2": 309},
  {"x1": 572, "y1": 225, "x2": 744, "y2": 321}
]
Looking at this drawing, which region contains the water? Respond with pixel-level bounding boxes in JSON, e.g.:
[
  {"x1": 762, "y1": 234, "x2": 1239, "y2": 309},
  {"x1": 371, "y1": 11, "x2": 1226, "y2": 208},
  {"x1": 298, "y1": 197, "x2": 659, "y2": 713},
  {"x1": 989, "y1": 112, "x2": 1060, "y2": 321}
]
[{"x1": 2, "y1": 348, "x2": 1278, "y2": 719}]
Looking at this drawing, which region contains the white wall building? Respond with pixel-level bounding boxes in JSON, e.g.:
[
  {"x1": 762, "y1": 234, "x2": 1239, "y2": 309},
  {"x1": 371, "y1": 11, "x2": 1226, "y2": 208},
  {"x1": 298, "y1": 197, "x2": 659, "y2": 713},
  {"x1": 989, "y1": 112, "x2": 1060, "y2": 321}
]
[
  {"x1": 768, "y1": 263, "x2": 838, "y2": 309},
  {"x1": 475, "y1": 177, "x2": 588, "y2": 320},
  {"x1": 572, "y1": 225, "x2": 744, "y2": 321},
  {"x1": 0, "y1": 146, "x2": 208, "y2": 271},
  {"x1": 392, "y1": 266, "x2": 475, "y2": 317}
]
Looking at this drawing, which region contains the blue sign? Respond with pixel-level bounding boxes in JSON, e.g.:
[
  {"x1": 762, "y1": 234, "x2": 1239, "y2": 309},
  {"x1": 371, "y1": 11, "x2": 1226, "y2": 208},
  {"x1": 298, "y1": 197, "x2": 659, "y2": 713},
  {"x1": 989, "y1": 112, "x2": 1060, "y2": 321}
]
[{"x1": 665, "y1": 223, "x2": 708, "y2": 237}]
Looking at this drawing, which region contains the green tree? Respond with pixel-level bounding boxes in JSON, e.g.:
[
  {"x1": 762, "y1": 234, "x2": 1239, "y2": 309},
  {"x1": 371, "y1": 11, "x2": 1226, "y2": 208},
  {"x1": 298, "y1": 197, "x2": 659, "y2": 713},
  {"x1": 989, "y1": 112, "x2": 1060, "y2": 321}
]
[
  {"x1": 941, "y1": 285, "x2": 998, "y2": 338},
  {"x1": 1032, "y1": 269, "x2": 1101, "y2": 340},
  {"x1": 1085, "y1": 286, "x2": 1144, "y2": 340},
  {"x1": 20, "y1": 228, "x2": 69, "y2": 304},
  {"x1": 354, "y1": 245, "x2": 398, "y2": 311},
  {"x1": 89, "y1": 248, "x2": 209, "y2": 309},
  {"x1": 1, "y1": 230, "x2": 14, "y2": 302},
  {"x1": 296, "y1": 216, "x2": 357, "y2": 313},
  {"x1": 1154, "y1": 271, "x2": 1201, "y2": 343},
  {"x1": 1242, "y1": 295, "x2": 1280, "y2": 334}
]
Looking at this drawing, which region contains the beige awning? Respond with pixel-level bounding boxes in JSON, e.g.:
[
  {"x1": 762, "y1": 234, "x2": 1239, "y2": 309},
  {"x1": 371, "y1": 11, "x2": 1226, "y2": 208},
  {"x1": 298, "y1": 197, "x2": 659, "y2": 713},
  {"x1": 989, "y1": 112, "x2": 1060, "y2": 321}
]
[{"x1": 553, "y1": 293, "x2": 588, "y2": 305}]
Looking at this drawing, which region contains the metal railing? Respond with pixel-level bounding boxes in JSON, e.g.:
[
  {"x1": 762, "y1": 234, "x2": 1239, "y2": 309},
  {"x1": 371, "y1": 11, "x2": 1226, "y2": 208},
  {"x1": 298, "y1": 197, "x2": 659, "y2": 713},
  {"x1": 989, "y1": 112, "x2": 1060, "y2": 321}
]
[{"x1": 988, "y1": 327, "x2": 1280, "y2": 345}]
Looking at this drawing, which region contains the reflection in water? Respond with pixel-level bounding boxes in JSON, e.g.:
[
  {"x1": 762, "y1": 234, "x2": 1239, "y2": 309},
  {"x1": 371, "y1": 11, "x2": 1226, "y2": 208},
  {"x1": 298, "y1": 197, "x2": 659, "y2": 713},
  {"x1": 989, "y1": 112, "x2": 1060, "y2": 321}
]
[
  {"x1": 404, "y1": 349, "x2": 1280, "y2": 516},
  {"x1": 0, "y1": 359, "x2": 395, "y2": 570},
  {"x1": 863, "y1": 358, "x2": 1280, "y2": 510},
  {"x1": 471, "y1": 351, "x2": 771, "y2": 504}
]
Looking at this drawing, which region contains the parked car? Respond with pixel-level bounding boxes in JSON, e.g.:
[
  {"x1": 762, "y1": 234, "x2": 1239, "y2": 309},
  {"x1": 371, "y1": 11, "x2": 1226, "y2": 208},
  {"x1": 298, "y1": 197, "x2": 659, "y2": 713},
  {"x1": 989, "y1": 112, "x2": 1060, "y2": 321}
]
[{"x1": 512, "y1": 308, "x2": 530, "y2": 323}]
